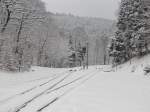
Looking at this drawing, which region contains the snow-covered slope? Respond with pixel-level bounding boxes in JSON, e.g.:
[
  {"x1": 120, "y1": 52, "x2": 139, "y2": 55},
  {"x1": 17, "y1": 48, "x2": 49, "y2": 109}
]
[
  {"x1": 117, "y1": 54, "x2": 150, "y2": 74},
  {"x1": 0, "y1": 63, "x2": 150, "y2": 112}
]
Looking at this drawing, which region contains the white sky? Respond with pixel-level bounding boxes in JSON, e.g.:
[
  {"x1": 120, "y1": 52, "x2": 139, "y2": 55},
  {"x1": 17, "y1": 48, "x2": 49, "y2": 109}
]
[{"x1": 41, "y1": 0, "x2": 120, "y2": 20}]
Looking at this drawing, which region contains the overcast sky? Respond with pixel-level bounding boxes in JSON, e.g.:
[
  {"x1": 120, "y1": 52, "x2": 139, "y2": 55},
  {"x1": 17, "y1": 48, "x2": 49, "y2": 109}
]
[{"x1": 41, "y1": 0, "x2": 120, "y2": 20}]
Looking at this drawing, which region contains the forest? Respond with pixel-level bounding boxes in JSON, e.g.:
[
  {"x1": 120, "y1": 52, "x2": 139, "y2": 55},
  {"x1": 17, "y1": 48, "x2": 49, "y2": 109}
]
[
  {"x1": 1, "y1": 0, "x2": 150, "y2": 72},
  {"x1": 0, "y1": 0, "x2": 115, "y2": 72}
]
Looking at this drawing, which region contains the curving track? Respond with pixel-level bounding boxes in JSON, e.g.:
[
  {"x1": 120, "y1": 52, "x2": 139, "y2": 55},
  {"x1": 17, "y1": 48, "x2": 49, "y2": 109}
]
[{"x1": 0, "y1": 69, "x2": 98, "y2": 112}]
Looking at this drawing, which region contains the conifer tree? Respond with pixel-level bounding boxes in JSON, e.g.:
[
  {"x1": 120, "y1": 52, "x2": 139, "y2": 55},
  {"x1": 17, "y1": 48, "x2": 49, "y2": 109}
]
[
  {"x1": 76, "y1": 42, "x2": 84, "y2": 66},
  {"x1": 68, "y1": 35, "x2": 76, "y2": 67},
  {"x1": 109, "y1": 0, "x2": 150, "y2": 64}
]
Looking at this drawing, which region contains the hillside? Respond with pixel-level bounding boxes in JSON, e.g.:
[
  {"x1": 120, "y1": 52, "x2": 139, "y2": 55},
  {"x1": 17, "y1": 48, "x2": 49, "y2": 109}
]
[
  {"x1": 51, "y1": 13, "x2": 116, "y2": 65},
  {"x1": 52, "y1": 13, "x2": 114, "y2": 34}
]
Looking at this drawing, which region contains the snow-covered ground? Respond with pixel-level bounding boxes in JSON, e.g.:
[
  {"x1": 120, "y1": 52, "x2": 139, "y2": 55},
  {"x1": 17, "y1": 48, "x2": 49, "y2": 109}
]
[
  {"x1": 0, "y1": 57, "x2": 150, "y2": 112},
  {"x1": 48, "y1": 71, "x2": 150, "y2": 112},
  {"x1": 117, "y1": 54, "x2": 150, "y2": 73}
]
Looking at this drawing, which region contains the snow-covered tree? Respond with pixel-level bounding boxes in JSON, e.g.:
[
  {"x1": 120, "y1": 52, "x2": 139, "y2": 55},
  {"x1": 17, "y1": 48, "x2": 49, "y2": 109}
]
[
  {"x1": 109, "y1": 31, "x2": 126, "y2": 64},
  {"x1": 68, "y1": 35, "x2": 76, "y2": 67},
  {"x1": 109, "y1": 0, "x2": 150, "y2": 64},
  {"x1": 76, "y1": 42, "x2": 86, "y2": 66},
  {"x1": 0, "y1": 0, "x2": 47, "y2": 71}
]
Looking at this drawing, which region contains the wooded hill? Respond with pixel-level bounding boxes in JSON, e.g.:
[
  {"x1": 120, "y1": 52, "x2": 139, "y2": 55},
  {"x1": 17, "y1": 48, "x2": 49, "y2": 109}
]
[
  {"x1": 51, "y1": 13, "x2": 115, "y2": 66},
  {"x1": 0, "y1": 0, "x2": 115, "y2": 71}
]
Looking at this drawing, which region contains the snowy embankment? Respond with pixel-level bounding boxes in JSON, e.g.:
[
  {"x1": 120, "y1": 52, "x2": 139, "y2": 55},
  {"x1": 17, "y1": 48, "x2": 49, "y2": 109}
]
[
  {"x1": 117, "y1": 54, "x2": 150, "y2": 74},
  {"x1": 0, "y1": 57, "x2": 150, "y2": 112}
]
